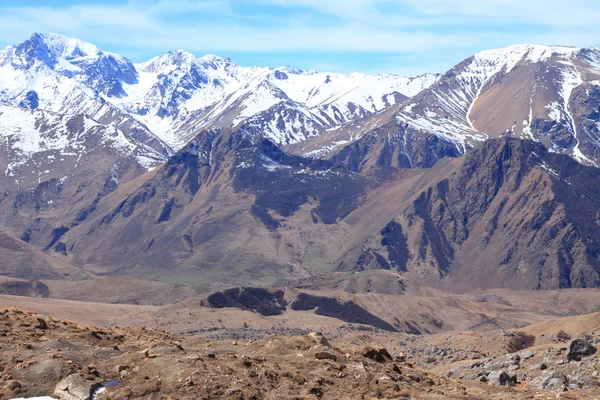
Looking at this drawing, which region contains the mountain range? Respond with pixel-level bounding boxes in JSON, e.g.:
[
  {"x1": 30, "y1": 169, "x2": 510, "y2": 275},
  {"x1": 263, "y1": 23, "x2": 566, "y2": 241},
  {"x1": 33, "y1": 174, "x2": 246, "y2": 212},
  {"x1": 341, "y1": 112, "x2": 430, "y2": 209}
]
[{"x1": 2, "y1": 33, "x2": 600, "y2": 296}]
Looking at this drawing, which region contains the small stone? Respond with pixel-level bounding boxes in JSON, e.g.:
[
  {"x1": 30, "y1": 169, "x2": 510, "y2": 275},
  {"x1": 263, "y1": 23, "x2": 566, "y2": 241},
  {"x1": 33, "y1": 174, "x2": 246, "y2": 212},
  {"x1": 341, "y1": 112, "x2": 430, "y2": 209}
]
[
  {"x1": 35, "y1": 318, "x2": 48, "y2": 330},
  {"x1": 530, "y1": 370, "x2": 567, "y2": 392},
  {"x1": 53, "y1": 374, "x2": 100, "y2": 400},
  {"x1": 487, "y1": 371, "x2": 515, "y2": 386}
]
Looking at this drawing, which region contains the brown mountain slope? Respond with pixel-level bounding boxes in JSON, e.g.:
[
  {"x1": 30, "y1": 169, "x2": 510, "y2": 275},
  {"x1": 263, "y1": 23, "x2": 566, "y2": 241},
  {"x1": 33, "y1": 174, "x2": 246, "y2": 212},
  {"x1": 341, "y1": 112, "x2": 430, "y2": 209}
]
[
  {"x1": 0, "y1": 229, "x2": 81, "y2": 280},
  {"x1": 355, "y1": 138, "x2": 600, "y2": 290},
  {"x1": 18, "y1": 131, "x2": 600, "y2": 293},
  {"x1": 52, "y1": 128, "x2": 375, "y2": 289},
  {"x1": 0, "y1": 106, "x2": 165, "y2": 258},
  {"x1": 290, "y1": 45, "x2": 600, "y2": 171}
]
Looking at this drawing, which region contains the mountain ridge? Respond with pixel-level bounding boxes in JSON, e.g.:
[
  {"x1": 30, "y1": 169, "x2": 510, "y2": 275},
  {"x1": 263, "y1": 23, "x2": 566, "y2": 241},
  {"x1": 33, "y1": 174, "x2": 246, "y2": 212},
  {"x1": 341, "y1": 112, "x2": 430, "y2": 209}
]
[{"x1": 0, "y1": 33, "x2": 440, "y2": 151}]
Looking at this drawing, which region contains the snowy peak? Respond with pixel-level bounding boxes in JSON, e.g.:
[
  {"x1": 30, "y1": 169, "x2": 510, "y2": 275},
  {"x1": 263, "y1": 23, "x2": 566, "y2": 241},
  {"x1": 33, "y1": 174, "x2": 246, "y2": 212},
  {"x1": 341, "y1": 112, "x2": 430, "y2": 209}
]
[
  {"x1": 474, "y1": 44, "x2": 579, "y2": 66},
  {"x1": 377, "y1": 43, "x2": 600, "y2": 166},
  {"x1": 5, "y1": 33, "x2": 102, "y2": 69},
  {"x1": 0, "y1": 33, "x2": 441, "y2": 155},
  {"x1": 0, "y1": 33, "x2": 138, "y2": 98},
  {"x1": 293, "y1": 43, "x2": 600, "y2": 172}
]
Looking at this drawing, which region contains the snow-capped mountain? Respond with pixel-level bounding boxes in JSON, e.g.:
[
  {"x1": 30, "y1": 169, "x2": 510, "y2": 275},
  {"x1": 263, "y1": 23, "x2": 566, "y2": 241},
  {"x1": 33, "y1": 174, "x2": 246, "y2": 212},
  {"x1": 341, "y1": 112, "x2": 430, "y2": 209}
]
[
  {"x1": 0, "y1": 33, "x2": 440, "y2": 152},
  {"x1": 398, "y1": 44, "x2": 600, "y2": 163},
  {"x1": 111, "y1": 49, "x2": 438, "y2": 148},
  {"x1": 0, "y1": 104, "x2": 164, "y2": 190},
  {"x1": 302, "y1": 44, "x2": 600, "y2": 169},
  {"x1": 0, "y1": 33, "x2": 173, "y2": 160}
]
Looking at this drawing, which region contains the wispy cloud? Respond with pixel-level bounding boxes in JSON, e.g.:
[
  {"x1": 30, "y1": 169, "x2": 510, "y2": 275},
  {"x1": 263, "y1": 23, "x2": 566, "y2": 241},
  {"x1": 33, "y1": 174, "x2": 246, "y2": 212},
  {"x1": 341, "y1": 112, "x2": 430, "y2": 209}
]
[{"x1": 0, "y1": 0, "x2": 599, "y2": 74}]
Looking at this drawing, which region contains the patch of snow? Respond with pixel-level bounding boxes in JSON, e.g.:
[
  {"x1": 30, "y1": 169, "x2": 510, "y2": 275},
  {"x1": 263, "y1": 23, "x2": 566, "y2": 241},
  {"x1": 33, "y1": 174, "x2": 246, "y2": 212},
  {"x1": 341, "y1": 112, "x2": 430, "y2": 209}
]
[
  {"x1": 10, "y1": 397, "x2": 55, "y2": 400},
  {"x1": 261, "y1": 155, "x2": 292, "y2": 172},
  {"x1": 546, "y1": 101, "x2": 562, "y2": 122}
]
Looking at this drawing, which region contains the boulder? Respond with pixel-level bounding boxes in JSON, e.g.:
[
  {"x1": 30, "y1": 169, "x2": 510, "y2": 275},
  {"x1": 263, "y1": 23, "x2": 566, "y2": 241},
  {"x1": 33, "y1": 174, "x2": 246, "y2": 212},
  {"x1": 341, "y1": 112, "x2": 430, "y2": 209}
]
[
  {"x1": 519, "y1": 350, "x2": 535, "y2": 360},
  {"x1": 53, "y1": 374, "x2": 100, "y2": 400},
  {"x1": 308, "y1": 332, "x2": 330, "y2": 348},
  {"x1": 567, "y1": 339, "x2": 597, "y2": 361},
  {"x1": 530, "y1": 370, "x2": 567, "y2": 392},
  {"x1": 363, "y1": 347, "x2": 393, "y2": 363},
  {"x1": 313, "y1": 346, "x2": 337, "y2": 361},
  {"x1": 487, "y1": 371, "x2": 512, "y2": 386}
]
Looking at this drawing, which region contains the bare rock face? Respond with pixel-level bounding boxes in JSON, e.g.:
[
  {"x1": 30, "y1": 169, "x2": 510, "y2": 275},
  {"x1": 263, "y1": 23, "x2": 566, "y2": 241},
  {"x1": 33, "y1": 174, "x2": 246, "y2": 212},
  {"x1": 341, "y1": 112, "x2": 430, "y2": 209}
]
[
  {"x1": 567, "y1": 339, "x2": 597, "y2": 362},
  {"x1": 53, "y1": 374, "x2": 100, "y2": 400},
  {"x1": 530, "y1": 370, "x2": 567, "y2": 392}
]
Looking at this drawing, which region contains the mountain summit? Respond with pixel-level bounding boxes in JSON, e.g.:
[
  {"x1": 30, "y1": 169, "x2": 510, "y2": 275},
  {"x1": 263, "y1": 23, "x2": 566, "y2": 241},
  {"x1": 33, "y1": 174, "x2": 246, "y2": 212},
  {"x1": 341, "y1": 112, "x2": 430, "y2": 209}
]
[
  {"x1": 0, "y1": 33, "x2": 440, "y2": 150},
  {"x1": 295, "y1": 44, "x2": 600, "y2": 169}
]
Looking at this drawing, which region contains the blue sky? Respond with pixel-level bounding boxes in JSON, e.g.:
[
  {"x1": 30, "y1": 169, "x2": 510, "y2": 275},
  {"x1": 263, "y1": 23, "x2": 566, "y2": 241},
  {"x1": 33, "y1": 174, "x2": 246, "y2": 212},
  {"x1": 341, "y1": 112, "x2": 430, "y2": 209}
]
[{"x1": 1, "y1": 0, "x2": 599, "y2": 75}]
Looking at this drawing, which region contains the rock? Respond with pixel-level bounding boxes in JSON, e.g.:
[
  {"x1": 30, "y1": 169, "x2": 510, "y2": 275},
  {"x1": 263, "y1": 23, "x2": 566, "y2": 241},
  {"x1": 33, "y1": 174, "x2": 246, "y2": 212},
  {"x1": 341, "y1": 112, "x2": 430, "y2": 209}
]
[
  {"x1": 53, "y1": 374, "x2": 100, "y2": 400},
  {"x1": 8, "y1": 380, "x2": 21, "y2": 392},
  {"x1": 116, "y1": 365, "x2": 128, "y2": 373},
  {"x1": 28, "y1": 359, "x2": 68, "y2": 383},
  {"x1": 308, "y1": 332, "x2": 330, "y2": 347},
  {"x1": 35, "y1": 318, "x2": 48, "y2": 330},
  {"x1": 530, "y1": 370, "x2": 567, "y2": 392},
  {"x1": 487, "y1": 371, "x2": 512, "y2": 386},
  {"x1": 151, "y1": 344, "x2": 184, "y2": 356},
  {"x1": 314, "y1": 346, "x2": 337, "y2": 361},
  {"x1": 363, "y1": 347, "x2": 393, "y2": 363},
  {"x1": 519, "y1": 351, "x2": 535, "y2": 360},
  {"x1": 567, "y1": 339, "x2": 597, "y2": 361}
]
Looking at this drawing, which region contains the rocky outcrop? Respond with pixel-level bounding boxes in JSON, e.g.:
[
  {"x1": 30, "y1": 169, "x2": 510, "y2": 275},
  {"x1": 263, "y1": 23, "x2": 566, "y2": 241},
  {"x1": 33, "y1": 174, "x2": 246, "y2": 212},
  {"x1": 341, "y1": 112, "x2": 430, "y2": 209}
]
[{"x1": 567, "y1": 339, "x2": 597, "y2": 362}]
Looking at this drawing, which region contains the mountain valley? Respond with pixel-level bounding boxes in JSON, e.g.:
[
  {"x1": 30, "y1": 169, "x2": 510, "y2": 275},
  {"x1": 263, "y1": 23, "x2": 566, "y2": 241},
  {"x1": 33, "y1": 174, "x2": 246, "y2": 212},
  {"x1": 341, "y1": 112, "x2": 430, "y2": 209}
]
[{"x1": 3, "y1": 32, "x2": 600, "y2": 399}]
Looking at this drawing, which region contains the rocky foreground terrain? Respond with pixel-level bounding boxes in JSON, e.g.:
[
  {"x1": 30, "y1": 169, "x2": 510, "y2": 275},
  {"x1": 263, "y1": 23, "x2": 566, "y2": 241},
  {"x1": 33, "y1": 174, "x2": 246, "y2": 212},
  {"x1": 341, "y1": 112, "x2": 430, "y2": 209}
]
[{"x1": 2, "y1": 306, "x2": 600, "y2": 399}]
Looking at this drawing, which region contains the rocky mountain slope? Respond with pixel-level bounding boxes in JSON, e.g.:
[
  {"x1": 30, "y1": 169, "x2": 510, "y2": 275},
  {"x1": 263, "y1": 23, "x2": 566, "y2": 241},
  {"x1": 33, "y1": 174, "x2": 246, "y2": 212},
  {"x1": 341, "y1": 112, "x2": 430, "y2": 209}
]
[
  {"x1": 351, "y1": 138, "x2": 600, "y2": 290},
  {"x1": 295, "y1": 44, "x2": 600, "y2": 169},
  {"x1": 16, "y1": 131, "x2": 600, "y2": 292},
  {"x1": 0, "y1": 104, "x2": 165, "y2": 255},
  {"x1": 3, "y1": 35, "x2": 600, "y2": 295},
  {"x1": 4, "y1": 306, "x2": 574, "y2": 400}
]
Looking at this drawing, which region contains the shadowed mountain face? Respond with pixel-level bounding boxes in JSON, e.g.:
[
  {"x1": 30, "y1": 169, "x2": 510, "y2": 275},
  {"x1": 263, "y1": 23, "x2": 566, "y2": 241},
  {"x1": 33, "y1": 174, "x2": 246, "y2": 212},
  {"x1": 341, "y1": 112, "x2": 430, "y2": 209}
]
[
  {"x1": 50, "y1": 128, "x2": 369, "y2": 289},
  {"x1": 355, "y1": 138, "x2": 600, "y2": 290},
  {"x1": 14, "y1": 131, "x2": 598, "y2": 293}
]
